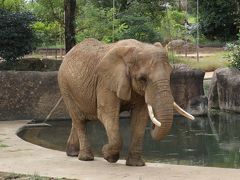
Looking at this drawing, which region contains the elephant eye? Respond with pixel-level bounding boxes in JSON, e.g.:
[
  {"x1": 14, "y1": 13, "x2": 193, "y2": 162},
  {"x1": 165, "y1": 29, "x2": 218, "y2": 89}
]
[{"x1": 138, "y1": 75, "x2": 147, "y2": 83}]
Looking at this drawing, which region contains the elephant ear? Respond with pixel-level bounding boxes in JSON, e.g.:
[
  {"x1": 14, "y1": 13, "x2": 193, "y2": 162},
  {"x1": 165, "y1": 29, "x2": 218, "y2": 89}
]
[{"x1": 96, "y1": 46, "x2": 135, "y2": 101}]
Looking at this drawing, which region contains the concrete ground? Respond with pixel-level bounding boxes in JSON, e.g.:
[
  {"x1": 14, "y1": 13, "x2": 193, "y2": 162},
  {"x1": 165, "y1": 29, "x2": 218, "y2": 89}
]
[{"x1": 0, "y1": 120, "x2": 240, "y2": 180}]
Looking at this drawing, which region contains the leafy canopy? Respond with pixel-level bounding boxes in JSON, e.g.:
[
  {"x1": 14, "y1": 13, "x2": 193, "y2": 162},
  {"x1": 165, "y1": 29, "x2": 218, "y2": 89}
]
[{"x1": 199, "y1": 0, "x2": 240, "y2": 40}]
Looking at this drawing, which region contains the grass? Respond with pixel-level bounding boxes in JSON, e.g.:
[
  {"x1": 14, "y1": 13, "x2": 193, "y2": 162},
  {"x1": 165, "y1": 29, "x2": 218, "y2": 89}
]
[
  {"x1": 199, "y1": 39, "x2": 225, "y2": 47},
  {"x1": 169, "y1": 51, "x2": 229, "y2": 72},
  {"x1": 0, "y1": 172, "x2": 74, "y2": 180}
]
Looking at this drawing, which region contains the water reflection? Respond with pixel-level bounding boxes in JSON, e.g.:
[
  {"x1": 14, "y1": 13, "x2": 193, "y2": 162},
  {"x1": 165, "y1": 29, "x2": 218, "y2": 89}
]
[{"x1": 17, "y1": 110, "x2": 240, "y2": 168}]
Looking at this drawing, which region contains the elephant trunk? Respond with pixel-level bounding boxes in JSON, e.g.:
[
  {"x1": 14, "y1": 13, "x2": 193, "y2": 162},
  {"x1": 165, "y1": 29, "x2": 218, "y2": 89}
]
[{"x1": 145, "y1": 80, "x2": 174, "y2": 141}]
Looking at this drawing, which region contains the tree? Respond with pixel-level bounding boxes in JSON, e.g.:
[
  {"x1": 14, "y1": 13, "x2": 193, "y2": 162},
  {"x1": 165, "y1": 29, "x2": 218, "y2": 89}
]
[
  {"x1": 117, "y1": 1, "x2": 165, "y2": 42},
  {"x1": 0, "y1": 0, "x2": 26, "y2": 12},
  {"x1": 0, "y1": 9, "x2": 36, "y2": 63},
  {"x1": 199, "y1": 0, "x2": 240, "y2": 41},
  {"x1": 64, "y1": 0, "x2": 76, "y2": 52},
  {"x1": 33, "y1": 0, "x2": 64, "y2": 26},
  {"x1": 119, "y1": 15, "x2": 161, "y2": 43},
  {"x1": 75, "y1": 3, "x2": 125, "y2": 43},
  {"x1": 28, "y1": 0, "x2": 64, "y2": 47}
]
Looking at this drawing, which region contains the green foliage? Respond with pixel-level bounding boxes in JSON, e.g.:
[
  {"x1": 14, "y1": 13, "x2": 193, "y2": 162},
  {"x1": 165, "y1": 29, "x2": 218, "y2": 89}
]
[
  {"x1": 28, "y1": 0, "x2": 64, "y2": 47},
  {"x1": 33, "y1": 21, "x2": 63, "y2": 47},
  {"x1": 2, "y1": 0, "x2": 239, "y2": 49},
  {"x1": 76, "y1": 3, "x2": 126, "y2": 43},
  {"x1": 226, "y1": 33, "x2": 240, "y2": 70},
  {"x1": 119, "y1": 15, "x2": 161, "y2": 43},
  {"x1": 199, "y1": 0, "x2": 240, "y2": 41},
  {"x1": 0, "y1": 9, "x2": 36, "y2": 63},
  {"x1": 31, "y1": 0, "x2": 64, "y2": 25},
  {"x1": 0, "y1": 0, "x2": 26, "y2": 12},
  {"x1": 158, "y1": 9, "x2": 188, "y2": 42},
  {"x1": 117, "y1": 1, "x2": 162, "y2": 43}
]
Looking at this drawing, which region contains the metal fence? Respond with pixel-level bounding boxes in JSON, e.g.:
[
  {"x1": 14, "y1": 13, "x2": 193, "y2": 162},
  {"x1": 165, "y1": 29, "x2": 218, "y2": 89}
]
[{"x1": 27, "y1": 48, "x2": 66, "y2": 60}]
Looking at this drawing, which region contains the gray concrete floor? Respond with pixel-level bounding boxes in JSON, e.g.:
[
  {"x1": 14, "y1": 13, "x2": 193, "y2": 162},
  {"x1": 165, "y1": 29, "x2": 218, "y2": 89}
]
[{"x1": 0, "y1": 120, "x2": 240, "y2": 180}]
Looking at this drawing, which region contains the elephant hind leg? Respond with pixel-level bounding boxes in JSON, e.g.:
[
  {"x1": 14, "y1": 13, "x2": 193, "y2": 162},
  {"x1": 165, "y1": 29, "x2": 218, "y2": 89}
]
[
  {"x1": 66, "y1": 125, "x2": 79, "y2": 157},
  {"x1": 63, "y1": 95, "x2": 94, "y2": 161}
]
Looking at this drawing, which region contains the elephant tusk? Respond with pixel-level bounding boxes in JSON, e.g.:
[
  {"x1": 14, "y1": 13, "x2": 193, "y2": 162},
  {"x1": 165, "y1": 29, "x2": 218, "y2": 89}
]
[
  {"x1": 173, "y1": 102, "x2": 195, "y2": 120},
  {"x1": 147, "y1": 105, "x2": 161, "y2": 127}
]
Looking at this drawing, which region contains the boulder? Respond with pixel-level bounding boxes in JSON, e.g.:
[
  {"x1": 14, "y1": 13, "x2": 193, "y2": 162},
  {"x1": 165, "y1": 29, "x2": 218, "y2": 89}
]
[
  {"x1": 208, "y1": 68, "x2": 240, "y2": 113},
  {"x1": 171, "y1": 64, "x2": 208, "y2": 116},
  {"x1": 166, "y1": 39, "x2": 196, "y2": 54}
]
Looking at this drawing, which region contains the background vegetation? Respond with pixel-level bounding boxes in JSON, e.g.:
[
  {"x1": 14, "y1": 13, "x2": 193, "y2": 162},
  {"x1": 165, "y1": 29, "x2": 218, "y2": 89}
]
[
  {"x1": 2, "y1": 0, "x2": 239, "y2": 47},
  {"x1": 0, "y1": 0, "x2": 239, "y2": 67}
]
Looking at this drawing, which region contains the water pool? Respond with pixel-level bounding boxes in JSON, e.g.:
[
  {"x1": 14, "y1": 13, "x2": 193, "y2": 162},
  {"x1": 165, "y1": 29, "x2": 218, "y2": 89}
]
[{"x1": 17, "y1": 110, "x2": 240, "y2": 169}]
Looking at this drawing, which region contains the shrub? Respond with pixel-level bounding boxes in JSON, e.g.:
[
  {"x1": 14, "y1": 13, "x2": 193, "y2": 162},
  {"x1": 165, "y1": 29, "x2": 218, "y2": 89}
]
[
  {"x1": 226, "y1": 36, "x2": 240, "y2": 70},
  {"x1": 0, "y1": 9, "x2": 36, "y2": 63}
]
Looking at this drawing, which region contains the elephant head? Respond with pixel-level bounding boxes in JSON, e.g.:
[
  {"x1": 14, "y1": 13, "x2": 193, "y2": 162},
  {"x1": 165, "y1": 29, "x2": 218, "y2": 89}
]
[{"x1": 97, "y1": 42, "x2": 194, "y2": 141}]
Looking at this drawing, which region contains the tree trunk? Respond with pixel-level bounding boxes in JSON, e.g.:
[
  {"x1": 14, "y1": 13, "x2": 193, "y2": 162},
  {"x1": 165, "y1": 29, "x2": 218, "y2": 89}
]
[{"x1": 64, "y1": 0, "x2": 76, "y2": 53}]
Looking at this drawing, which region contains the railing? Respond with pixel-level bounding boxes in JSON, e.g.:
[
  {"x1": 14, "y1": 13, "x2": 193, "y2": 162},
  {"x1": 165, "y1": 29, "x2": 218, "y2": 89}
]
[{"x1": 28, "y1": 48, "x2": 66, "y2": 60}]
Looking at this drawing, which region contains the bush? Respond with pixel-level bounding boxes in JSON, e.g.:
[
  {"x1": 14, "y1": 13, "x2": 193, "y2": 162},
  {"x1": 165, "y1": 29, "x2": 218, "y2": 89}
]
[
  {"x1": 0, "y1": 9, "x2": 36, "y2": 63},
  {"x1": 226, "y1": 34, "x2": 240, "y2": 70}
]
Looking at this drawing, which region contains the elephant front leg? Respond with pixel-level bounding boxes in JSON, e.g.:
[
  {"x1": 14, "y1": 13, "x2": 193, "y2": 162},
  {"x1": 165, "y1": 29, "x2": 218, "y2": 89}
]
[
  {"x1": 126, "y1": 102, "x2": 148, "y2": 166},
  {"x1": 97, "y1": 89, "x2": 122, "y2": 163}
]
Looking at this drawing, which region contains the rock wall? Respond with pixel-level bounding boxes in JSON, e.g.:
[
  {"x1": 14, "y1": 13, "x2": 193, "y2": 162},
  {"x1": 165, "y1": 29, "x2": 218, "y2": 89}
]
[
  {"x1": 0, "y1": 58, "x2": 62, "y2": 71},
  {"x1": 171, "y1": 64, "x2": 208, "y2": 116},
  {"x1": 0, "y1": 65, "x2": 206, "y2": 120},
  {"x1": 208, "y1": 68, "x2": 240, "y2": 113},
  {"x1": 0, "y1": 71, "x2": 68, "y2": 121}
]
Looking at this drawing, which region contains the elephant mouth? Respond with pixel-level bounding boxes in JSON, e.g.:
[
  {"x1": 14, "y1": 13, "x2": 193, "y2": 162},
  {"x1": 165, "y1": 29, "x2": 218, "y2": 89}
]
[{"x1": 147, "y1": 102, "x2": 194, "y2": 127}]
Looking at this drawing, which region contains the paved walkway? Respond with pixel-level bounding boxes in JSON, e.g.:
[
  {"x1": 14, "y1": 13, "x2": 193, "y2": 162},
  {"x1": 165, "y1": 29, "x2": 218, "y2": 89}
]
[{"x1": 0, "y1": 120, "x2": 240, "y2": 180}]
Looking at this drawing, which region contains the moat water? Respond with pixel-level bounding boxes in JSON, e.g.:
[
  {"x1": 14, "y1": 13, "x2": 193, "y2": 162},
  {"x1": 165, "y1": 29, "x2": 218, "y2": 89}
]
[{"x1": 18, "y1": 110, "x2": 240, "y2": 169}]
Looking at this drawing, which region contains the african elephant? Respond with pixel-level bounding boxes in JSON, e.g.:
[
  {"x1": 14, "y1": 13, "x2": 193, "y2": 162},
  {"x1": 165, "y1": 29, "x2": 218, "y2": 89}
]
[{"x1": 58, "y1": 38, "x2": 194, "y2": 166}]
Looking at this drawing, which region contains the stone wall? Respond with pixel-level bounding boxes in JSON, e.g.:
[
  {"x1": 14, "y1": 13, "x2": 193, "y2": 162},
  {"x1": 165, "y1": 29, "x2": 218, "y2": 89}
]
[
  {"x1": 0, "y1": 71, "x2": 68, "y2": 121},
  {"x1": 0, "y1": 65, "x2": 206, "y2": 121},
  {"x1": 171, "y1": 64, "x2": 208, "y2": 115},
  {"x1": 208, "y1": 68, "x2": 240, "y2": 113}
]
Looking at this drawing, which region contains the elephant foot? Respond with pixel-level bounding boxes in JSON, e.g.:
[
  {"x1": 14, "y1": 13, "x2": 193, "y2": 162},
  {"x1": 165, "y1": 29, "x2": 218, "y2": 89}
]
[
  {"x1": 78, "y1": 149, "x2": 94, "y2": 161},
  {"x1": 126, "y1": 154, "x2": 145, "y2": 166},
  {"x1": 66, "y1": 143, "x2": 79, "y2": 157},
  {"x1": 102, "y1": 144, "x2": 120, "y2": 163}
]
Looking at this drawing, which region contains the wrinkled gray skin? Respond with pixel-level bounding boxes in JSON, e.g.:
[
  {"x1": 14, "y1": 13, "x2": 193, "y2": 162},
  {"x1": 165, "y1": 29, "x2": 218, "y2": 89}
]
[{"x1": 58, "y1": 38, "x2": 173, "y2": 166}]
